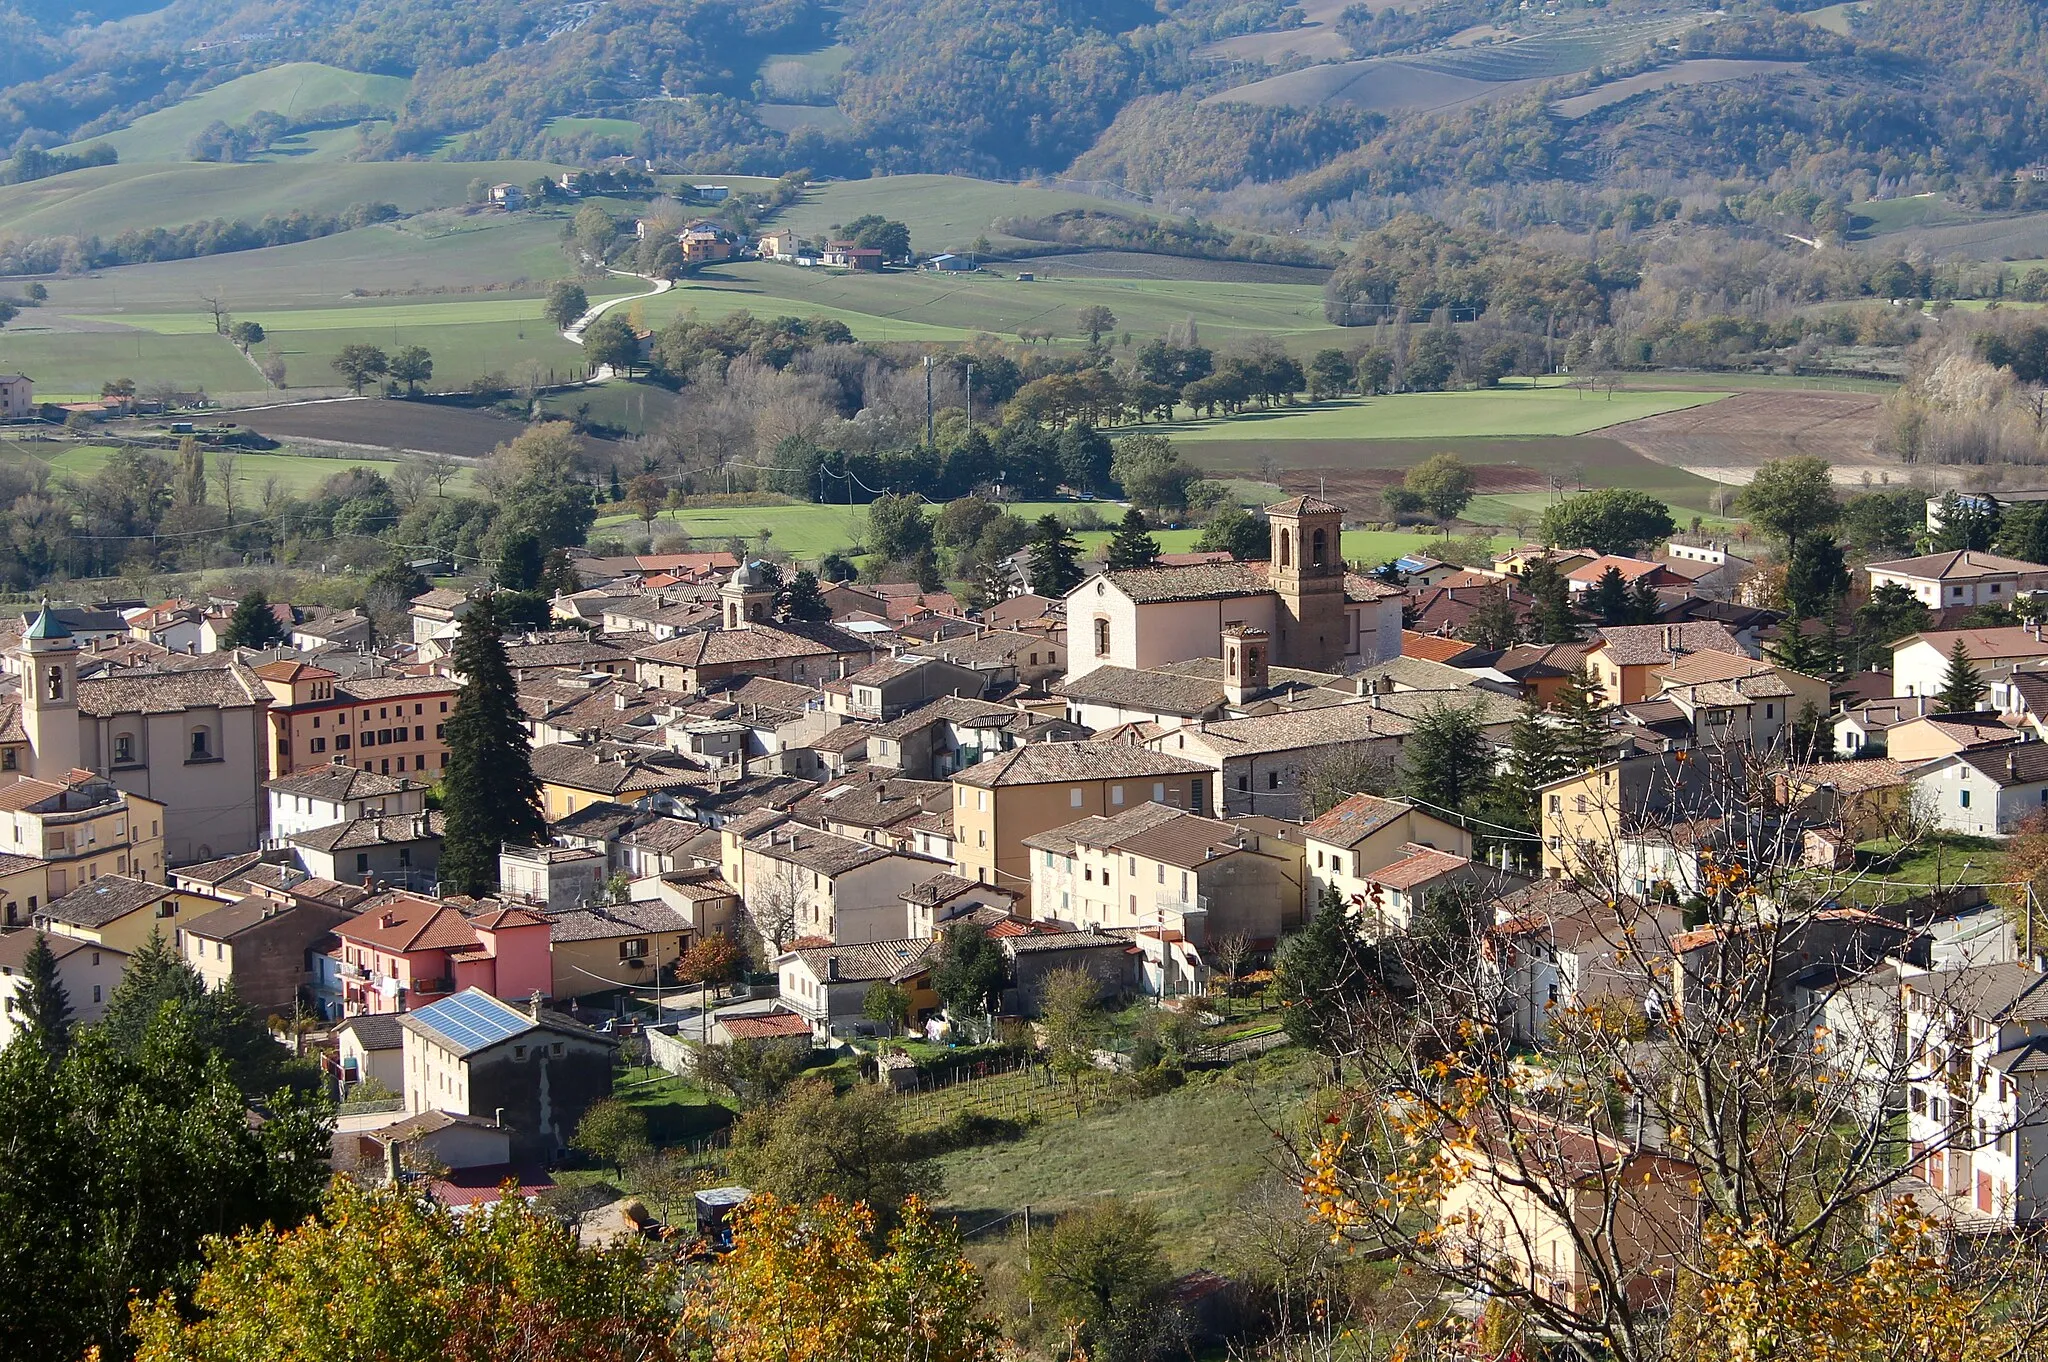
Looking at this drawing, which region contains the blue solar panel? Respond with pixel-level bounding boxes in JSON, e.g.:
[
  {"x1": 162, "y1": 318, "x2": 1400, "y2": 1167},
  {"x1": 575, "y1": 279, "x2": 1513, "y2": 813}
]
[{"x1": 412, "y1": 991, "x2": 530, "y2": 1052}]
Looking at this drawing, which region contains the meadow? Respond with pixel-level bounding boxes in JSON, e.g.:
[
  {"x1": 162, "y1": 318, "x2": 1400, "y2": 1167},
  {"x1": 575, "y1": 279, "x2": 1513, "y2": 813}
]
[
  {"x1": 0, "y1": 438, "x2": 478, "y2": 496},
  {"x1": 640, "y1": 260, "x2": 1342, "y2": 348},
  {"x1": 772, "y1": 176, "x2": 1168, "y2": 258},
  {"x1": 1161, "y1": 386, "x2": 1727, "y2": 443},
  {"x1": 60, "y1": 64, "x2": 411, "y2": 164},
  {"x1": 0, "y1": 160, "x2": 569, "y2": 239}
]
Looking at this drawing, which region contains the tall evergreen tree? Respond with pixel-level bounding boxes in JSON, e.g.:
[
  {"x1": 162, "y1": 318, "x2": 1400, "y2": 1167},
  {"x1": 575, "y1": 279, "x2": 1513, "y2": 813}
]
[
  {"x1": 1770, "y1": 617, "x2": 1839, "y2": 678},
  {"x1": 779, "y1": 568, "x2": 831, "y2": 622},
  {"x1": 1523, "y1": 555, "x2": 1579, "y2": 644},
  {"x1": 1483, "y1": 699, "x2": 1570, "y2": 834},
  {"x1": 1938, "y1": 639, "x2": 1988, "y2": 713},
  {"x1": 1930, "y1": 490, "x2": 1999, "y2": 552},
  {"x1": 1400, "y1": 702, "x2": 1491, "y2": 816},
  {"x1": 439, "y1": 598, "x2": 546, "y2": 896},
  {"x1": 219, "y1": 591, "x2": 287, "y2": 649},
  {"x1": 1784, "y1": 533, "x2": 1851, "y2": 618},
  {"x1": 1552, "y1": 666, "x2": 1613, "y2": 772},
  {"x1": 1026, "y1": 515, "x2": 1083, "y2": 596},
  {"x1": 1587, "y1": 566, "x2": 1634, "y2": 625},
  {"x1": 15, "y1": 933, "x2": 70, "y2": 1055},
  {"x1": 1460, "y1": 587, "x2": 1522, "y2": 650},
  {"x1": 1627, "y1": 576, "x2": 1662, "y2": 624},
  {"x1": 2010, "y1": 503, "x2": 2048, "y2": 567},
  {"x1": 1105, "y1": 509, "x2": 1160, "y2": 570}
]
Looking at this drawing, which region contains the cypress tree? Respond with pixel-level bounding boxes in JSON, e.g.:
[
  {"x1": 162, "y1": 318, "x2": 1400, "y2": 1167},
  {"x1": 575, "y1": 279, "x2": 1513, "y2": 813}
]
[
  {"x1": 1552, "y1": 665, "x2": 1613, "y2": 772},
  {"x1": 220, "y1": 591, "x2": 287, "y2": 649},
  {"x1": 17, "y1": 932, "x2": 71, "y2": 1055},
  {"x1": 1105, "y1": 509, "x2": 1160, "y2": 570},
  {"x1": 779, "y1": 568, "x2": 831, "y2": 622},
  {"x1": 1459, "y1": 587, "x2": 1522, "y2": 650},
  {"x1": 1399, "y1": 702, "x2": 1491, "y2": 816},
  {"x1": 1938, "y1": 639, "x2": 1988, "y2": 713},
  {"x1": 1588, "y1": 565, "x2": 1633, "y2": 625},
  {"x1": 1628, "y1": 576, "x2": 1662, "y2": 624},
  {"x1": 439, "y1": 597, "x2": 547, "y2": 896},
  {"x1": 1524, "y1": 556, "x2": 1579, "y2": 644}
]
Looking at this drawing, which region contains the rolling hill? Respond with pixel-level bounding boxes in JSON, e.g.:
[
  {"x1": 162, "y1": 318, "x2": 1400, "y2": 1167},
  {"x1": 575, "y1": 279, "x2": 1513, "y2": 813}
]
[{"x1": 58, "y1": 64, "x2": 411, "y2": 164}]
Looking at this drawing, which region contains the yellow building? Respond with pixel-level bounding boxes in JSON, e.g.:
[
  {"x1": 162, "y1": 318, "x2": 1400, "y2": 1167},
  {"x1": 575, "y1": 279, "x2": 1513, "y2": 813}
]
[
  {"x1": 950, "y1": 743, "x2": 1211, "y2": 913},
  {"x1": 38, "y1": 874, "x2": 206, "y2": 952},
  {"x1": 1301, "y1": 793, "x2": 1474, "y2": 918},
  {"x1": 1778, "y1": 759, "x2": 1912, "y2": 843},
  {"x1": 0, "y1": 850, "x2": 48, "y2": 929},
  {"x1": 1585, "y1": 622, "x2": 1747, "y2": 707},
  {"x1": 1538, "y1": 754, "x2": 1705, "y2": 881},
  {"x1": 530, "y1": 742, "x2": 707, "y2": 821},
  {"x1": 0, "y1": 771, "x2": 166, "y2": 901}
]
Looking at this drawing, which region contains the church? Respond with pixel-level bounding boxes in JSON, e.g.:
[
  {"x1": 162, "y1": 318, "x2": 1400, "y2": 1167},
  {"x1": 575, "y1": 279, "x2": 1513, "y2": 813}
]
[{"x1": 1063, "y1": 495, "x2": 1403, "y2": 683}]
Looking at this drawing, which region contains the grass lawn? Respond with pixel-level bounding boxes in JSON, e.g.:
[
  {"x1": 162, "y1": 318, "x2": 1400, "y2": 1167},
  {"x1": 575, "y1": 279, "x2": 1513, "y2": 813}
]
[
  {"x1": 611, "y1": 1069, "x2": 736, "y2": 1145},
  {"x1": 934, "y1": 1048, "x2": 1319, "y2": 1270},
  {"x1": 1852, "y1": 834, "x2": 2008, "y2": 893},
  {"x1": 542, "y1": 116, "x2": 646, "y2": 143},
  {"x1": 261, "y1": 317, "x2": 592, "y2": 391},
  {"x1": 638, "y1": 260, "x2": 1339, "y2": 347},
  {"x1": 63, "y1": 63, "x2": 411, "y2": 163},
  {"x1": 0, "y1": 330, "x2": 262, "y2": 400},
  {"x1": 1160, "y1": 388, "x2": 1728, "y2": 444}
]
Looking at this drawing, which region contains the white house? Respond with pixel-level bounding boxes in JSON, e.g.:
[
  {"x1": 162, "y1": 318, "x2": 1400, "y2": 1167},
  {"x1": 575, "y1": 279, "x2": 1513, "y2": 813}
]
[
  {"x1": 1867, "y1": 550, "x2": 2048, "y2": 610},
  {"x1": 1893, "y1": 626, "x2": 2048, "y2": 699},
  {"x1": 1301, "y1": 793, "x2": 1473, "y2": 922},
  {"x1": 734, "y1": 821, "x2": 949, "y2": 945},
  {"x1": 1906, "y1": 744, "x2": 2048, "y2": 837},
  {"x1": 1900, "y1": 961, "x2": 2048, "y2": 1228},
  {"x1": 0, "y1": 931, "x2": 125, "y2": 1048},
  {"x1": 266, "y1": 765, "x2": 428, "y2": 843}
]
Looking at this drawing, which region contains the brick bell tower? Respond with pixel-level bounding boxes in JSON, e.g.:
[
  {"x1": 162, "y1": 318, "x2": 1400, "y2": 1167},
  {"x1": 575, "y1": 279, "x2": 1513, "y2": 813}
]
[{"x1": 1266, "y1": 495, "x2": 1346, "y2": 672}]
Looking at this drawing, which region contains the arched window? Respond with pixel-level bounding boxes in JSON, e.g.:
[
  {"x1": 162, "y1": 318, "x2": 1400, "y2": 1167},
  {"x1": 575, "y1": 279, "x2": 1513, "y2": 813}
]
[
  {"x1": 189, "y1": 727, "x2": 211, "y2": 761},
  {"x1": 1094, "y1": 618, "x2": 1111, "y2": 658},
  {"x1": 113, "y1": 733, "x2": 134, "y2": 765},
  {"x1": 1279, "y1": 530, "x2": 1292, "y2": 568},
  {"x1": 45, "y1": 665, "x2": 63, "y2": 701},
  {"x1": 1311, "y1": 528, "x2": 1327, "y2": 567},
  {"x1": 1227, "y1": 648, "x2": 1238, "y2": 677}
]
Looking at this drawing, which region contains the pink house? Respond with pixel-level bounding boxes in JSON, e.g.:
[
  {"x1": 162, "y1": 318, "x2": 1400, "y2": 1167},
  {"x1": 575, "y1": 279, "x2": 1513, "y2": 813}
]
[{"x1": 332, "y1": 894, "x2": 552, "y2": 1014}]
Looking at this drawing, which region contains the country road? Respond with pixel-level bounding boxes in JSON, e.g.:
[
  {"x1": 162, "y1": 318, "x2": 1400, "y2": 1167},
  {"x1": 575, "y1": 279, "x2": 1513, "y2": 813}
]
[{"x1": 561, "y1": 269, "x2": 672, "y2": 379}]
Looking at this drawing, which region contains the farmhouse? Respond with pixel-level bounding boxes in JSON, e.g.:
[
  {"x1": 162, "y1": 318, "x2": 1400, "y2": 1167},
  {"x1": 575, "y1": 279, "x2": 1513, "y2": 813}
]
[{"x1": 0, "y1": 374, "x2": 32, "y2": 419}]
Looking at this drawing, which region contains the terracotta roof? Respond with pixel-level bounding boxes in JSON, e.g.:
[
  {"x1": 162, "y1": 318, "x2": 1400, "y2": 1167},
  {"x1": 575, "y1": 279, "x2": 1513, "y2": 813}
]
[
  {"x1": 1362, "y1": 843, "x2": 1470, "y2": 890},
  {"x1": 1303, "y1": 793, "x2": 1415, "y2": 847},
  {"x1": 253, "y1": 659, "x2": 338, "y2": 683},
  {"x1": 335, "y1": 896, "x2": 484, "y2": 953},
  {"x1": 720, "y1": 1011, "x2": 813, "y2": 1040},
  {"x1": 1402, "y1": 631, "x2": 1482, "y2": 665},
  {"x1": 266, "y1": 765, "x2": 421, "y2": 802},
  {"x1": 1113, "y1": 810, "x2": 1254, "y2": 868},
  {"x1": 1896, "y1": 626, "x2": 2048, "y2": 660},
  {"x1": 635, "y1": 623, "x2": 864, "y2": 667},
  {"x1": 1786, "y1": 758, "x2": 1911, "y2": 793},
  {"x1": 1869, "y1": 549, "x2": 2048, "y2": 580},
  {"x1": 1266, "y1": 494, "x2": 1343, "y2": 516},
  {"x1": 0, "y1": 778, "x2": 66, "y2": 813},
  {"x1": 1566, "y1": 555, "x2": 1670, "y2": 584}
]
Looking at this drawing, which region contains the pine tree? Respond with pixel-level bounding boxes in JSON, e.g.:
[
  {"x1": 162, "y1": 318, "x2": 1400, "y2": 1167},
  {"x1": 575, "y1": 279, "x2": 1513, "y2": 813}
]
[
  {"x1": 1769, "y1": 616, "x2": 1838, "y2": 677},
  {"x1": 1523, "y1": 556, "x2": 1579, "y2": 644},
  {"x1": 1459, "y1": 587, "x2": 1522, "y2": 650},
  {"x1": 1481, "y1": 699, "x2": 1569, "y2": 834},
  {"x1": 219, "y1": 591, "x2": 287, "y2": 649},
  {"x1": 1026, "y1": 515, "x2": 1083, "y2": 596},
  {"x1": 1938, "y1": 639, "x2": 1988, "y2": 713},
  {"x1": 439, "y1": 598, "x2": 547, "y2": 896},
  {"x1": 1552, "y1": 666, "x2": 1613, "y2": 772},
  {"x1": 1588, "y1": 566, "x2": 1634, "y2": 625},
  {"x1": 1105, "y1": 509, "x2": 1160, "y2": 570},
  {"x1": 1628, "y1": 576, "x2": 1662, "y2": 624},
  {"x1": 1399, "y1": 702, "x2": 1492, "y2": 816},
  {"x1": 779, "y1": 568, "x2": 831, "y2": 622},
  {"x1": 17, "y1": 932, "x2": 71, "y2": 1055}
]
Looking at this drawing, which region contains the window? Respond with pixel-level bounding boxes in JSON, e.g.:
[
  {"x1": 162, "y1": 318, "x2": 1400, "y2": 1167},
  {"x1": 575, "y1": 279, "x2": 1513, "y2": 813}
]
[
  {"x1": 113, "y1": 734, "x2": 134, "y2": 764},
  {"x1": 1237, "y1": 775, "x2": 1249, "y2": 792},
  {"x1": 92, "y1": 985, "x2": 100, "y2": 1004},
  {"x1": 44, "y1": 664, "x2": 63, "y2": 701},
  {"x1": 188, "y1": 728, "x2": 211, "y2": 760},
  {"x1": 513, "y1": 1045, "x2": 527, "y2": 1060},
  {"x1": 356, "y1": 853, "x2": 370, "y2": 873},
  {"x1": 1267, "y1": 771, "x2": 1279, "y2": 789},
  {"x1": 336, "y1": 735, "x2": 350, "y2": 750},
  {"x1": 620, "y1": 939, "x2": 648, "y2": 960},
  {"x1": 1962, "y1": 789, "x2": 1972, "y2": 809},
  {"x1": 1548, "y1": 794, "x2": 1561, "y2": 814},
  {"x1": 1111, "y1": 785, "x2": 1125, "y2": 806},
  {"x1": 0, "y1": 751, "x2": 11, "y2": 772},
  {"x1": 1279, "y1": 529, "x2": 1291, "y2": 568},
  {"x1": 1071, "y1": 788, "x2": 1084, "y2": 808},
  {"x1": 1094, "y1": 618, "x2": 1110, "y2": 657},
  {"x1": 1311, "y1": 527, "x2": 1327, "y2": 567}
]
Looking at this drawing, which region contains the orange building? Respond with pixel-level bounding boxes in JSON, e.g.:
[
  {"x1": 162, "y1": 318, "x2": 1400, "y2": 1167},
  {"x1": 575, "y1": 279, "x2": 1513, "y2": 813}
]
[{"x1": 254, "y1": 661, "x2": 461, "y2": 781}]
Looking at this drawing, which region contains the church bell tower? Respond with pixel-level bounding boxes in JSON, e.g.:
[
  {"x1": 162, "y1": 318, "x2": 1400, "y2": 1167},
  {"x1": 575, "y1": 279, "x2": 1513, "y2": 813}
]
[{"x1": 1266, "y1": 496, "x2": 1347, "y2": 672}]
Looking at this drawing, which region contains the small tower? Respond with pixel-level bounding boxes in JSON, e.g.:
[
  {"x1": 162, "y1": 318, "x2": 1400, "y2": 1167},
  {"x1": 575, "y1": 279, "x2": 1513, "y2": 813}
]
[
  {"x1": 720, "y1": 561, "x2": 778, "y2": 630},
  {"x1": 1221, "y1": 625, "x2": 1270, "y2": 707},
  {"x1": 1266, "y1": 495, "x2": 1347, "y2": 672},
  {"x1": 18, "y1": 604, "x2": 80, "y2": 780}
]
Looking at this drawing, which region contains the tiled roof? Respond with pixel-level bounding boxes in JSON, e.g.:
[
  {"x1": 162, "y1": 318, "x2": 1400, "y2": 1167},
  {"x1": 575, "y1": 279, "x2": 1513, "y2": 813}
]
[
  {"x1": 1055, "y1": 666, "x2": 1225, "y2": 717},
  {"x1": 797, "y1": 775, "x2": 951, "y2": 830},
  {"x1": 1593, "y1": 622, "x2": 1746, "y2": 668},
  {"x1": 1004, "y1": 929, "x2": 1128, "y2": 955},
  {"x1": 541, "y1": 899, "x2": 690, "y2": 942},
  {"x1": 1905, "y1": 714, "x2": 2023, "y2": 749},
  {"x1": 635, "y1": 624, "x2": 850, "y2": 667},
  {"x1": 1344, "y1": 571, "x2": 1405, "y2": 602},
  {"x1": 1896, "y1": 626, "x2": 2048, "y2": 660},
  {"x1": 1362, "y1": 843, "x2": 1470, "y2": 890},
  {"x1": 1099, "y1": 561, "x2": 1271, "y2": 605},
  {"x1": 0, "y1": 930, "x2": 123, "y2": 970},
  {"x1": 786, "y1": 938, "x2": 937, "y2": 983},
  {"x1": 77, "y1": 663, "x2": 264, "y2": 716},
  {"x1": 288, "y1": 811, "x2": 444, "y2": 853},
  {"x1": 1868, "y1": 549, "x2": 2048, "y2": 580},
  {"x1": 1952, "y1": 742, "x2": 2048, "y2": 787},
  {"x1": 410, "y1": 588, "x2": 469, "y2": 611},
  {"x1": 265, "y1": 765, "x2": 420, "y2": 801},
  {"x1": 1175, "y1": 701, "x2": 1419, "y2": 756},
  {"x1": 335, "y1": 895, "x2": 484, "y2": 953},
  {"x1": 1402, "y1": 631, "x2": 1483, "y2": 665},
  {"x1": 1114, "y1": 810, "x2": 1254, "y2": 869},
  {"x1": 1786, "y1": 759, "x2": 1911, "y2": 793},
  {"x1": 1266, "y1": 494, "x2": 1343, "y2": 516},
  {"x1": 0, "y1": 778, "x2": 66, "y2": 813},
  {"x1": 1905, "y1": 961, "x2": 2048, "y2": 1022},
  {"x1": 1653, "y1": 650, "x2": 1791, "y2": 686},
  {"x1": 1303, "y1": 793, "x2": 1414, "y2": 847},
  {"x1": 743, "y1": 824, "x2": 905, "y2": 878},
  {"x1": 179, "y1": 895, "x2": 322, "y2": 940},
  {"x1": 872, "y1": 694, "x2": 1043, "y2": 740},
  {"x1": 336, "y1": 1013, "x2": 405, "y2": 1050},
  {"x1": 721, "y1": 1012, "x2": 813, "y2": 1040},
  {"x1": 502, "y1": 637, "x2": 634, "y2": 671},
  {"x1": 530, "y1": 742, "x2": 707, "y2": 795},
  {"x1": 1566, "y1": 555, "x2": 1669, "y2": 584},
  {"x1": 1024, "y1": 801, "x2": 1189, "y2": 854},
  {"x1": 41, "y1": 876, "x2": 172, "y2": 928},
  {"x1": 953, "y1": 743, "x2": 1208, "y2": 787}
]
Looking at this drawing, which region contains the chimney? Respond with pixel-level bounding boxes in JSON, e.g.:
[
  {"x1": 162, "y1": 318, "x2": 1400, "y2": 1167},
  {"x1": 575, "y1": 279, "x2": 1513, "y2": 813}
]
[
  {"x1": 383, "y1": 1138, "x2": 402, "y2": 1186},
  {"x1": 525, "y1": 989, "x2": 543, "y2": 1019},
  {"x1": 1663, "y1": 625, "x2": 1676, "y2": 652},
  {"x1": 379, "y1": 911, "x2": 396, "y2": 929}
]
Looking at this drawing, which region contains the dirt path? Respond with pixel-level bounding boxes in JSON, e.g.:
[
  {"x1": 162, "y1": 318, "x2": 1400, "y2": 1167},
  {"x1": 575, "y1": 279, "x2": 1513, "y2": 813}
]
[{"x1": 562, "y1": 269, "x2": 671, "y2": 380}]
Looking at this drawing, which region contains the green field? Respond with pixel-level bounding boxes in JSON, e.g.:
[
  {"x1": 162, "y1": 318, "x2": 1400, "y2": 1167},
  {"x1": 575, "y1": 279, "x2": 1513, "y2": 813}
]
[
  {"x1": 542, "y1": 116, "x2": 646, "y2": 144},
  {"x1": 0, "y1": 331, "x2": 263, "y2": 400},
  {"x1": 0, "y1": 160, "x2": 568, "y2": 239},
  {"x1": 62, "y1": 64, "x2": 412, "y2": 164},
  {"x1": 0, "y1": 440, "x2": 478, "y2": 496},
  {"x1": 774, "y1": 175, "x2": 1167, "y2": 257},
  {"x1": 1162, "y1": 386, "x2": 1726, "y2": 442},
  {"x1": 640, "y1": 260, "x2": 1339, "y2": 347}
]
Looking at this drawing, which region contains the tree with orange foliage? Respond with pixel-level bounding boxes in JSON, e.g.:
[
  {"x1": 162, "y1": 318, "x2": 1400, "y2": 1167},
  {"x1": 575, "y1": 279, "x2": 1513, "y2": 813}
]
[{"x1": 687, "y1": 1193, "x2": 1004, "y2": 1362}]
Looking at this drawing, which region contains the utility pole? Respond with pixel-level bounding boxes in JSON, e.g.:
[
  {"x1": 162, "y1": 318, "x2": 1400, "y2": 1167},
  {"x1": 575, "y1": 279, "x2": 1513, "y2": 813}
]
[
  {"x1": 924, "y1": 354, "x2": 935, "y2": 447},
  {"x1": 965, "y1": 361, "x2": 974, "y2": 430}
]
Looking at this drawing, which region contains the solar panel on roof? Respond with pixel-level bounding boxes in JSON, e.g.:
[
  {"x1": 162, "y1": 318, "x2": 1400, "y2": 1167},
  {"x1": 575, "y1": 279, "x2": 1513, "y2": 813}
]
[{"x1": 413, "y1": 991, "x2": 530, "y2": 1052}]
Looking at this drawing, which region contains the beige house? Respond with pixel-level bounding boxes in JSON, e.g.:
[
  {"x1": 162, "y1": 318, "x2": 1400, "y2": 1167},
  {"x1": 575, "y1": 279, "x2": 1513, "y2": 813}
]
[
  {"x1": 1886, "y1": 713, "x2": 2021, "y2": 763},
  {"x1": 727, "y1": 813, "x2": 949, "y2": 944},
  {"x1": 539, "y1": 898, "x2": 696, "y2": 999},
  {"x1": 335, "y1": 1013, "x2": 405, "y2": 1093},
  {"x1": 0, "y1": 930, "x2": 124, "y2": 1047},
  {"x1": 1650, "y1": 650, "x2": 1831, "y2": 751},
  {"x1": 0, "y1": 850, "x2": 47, "y2": 929},
  {"x1": 950, "y1": 744, "x2": 1212, "y2": 911},
  {"x1": 178, "y1": 894, "x2": 356, "y2": 1015},
  {"x1": 0, "y1": 373, "x2": 32, "y2": 419},
  {"x1": 1024, "y1": 803, "x2": 1304, "y2": 943},
  {"x1": 0, "y1": 772, "x2": 167, "y2": 901},
  {"x1": 1867, "y1": 549, "x2": 2048, "y2": 609},
  {"x1": 37, "y1": 874, "x2": 206, "y2": 953},
  {"x1": 1302, "y1": 794, "x2": 1474, "y2": 920},
  {"x1": 1438, "y1": 1109, "x2": 1700, "y2": 1312},
  {"x1": 1584, "y1": 622, "x2": 1749, "y2": 707}
]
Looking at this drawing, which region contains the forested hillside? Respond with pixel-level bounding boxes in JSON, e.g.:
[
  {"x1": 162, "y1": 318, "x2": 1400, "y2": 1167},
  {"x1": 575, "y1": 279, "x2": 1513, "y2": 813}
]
[{"x1": 10, "y1": 0, "x2": 2048, "y2": 249}]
